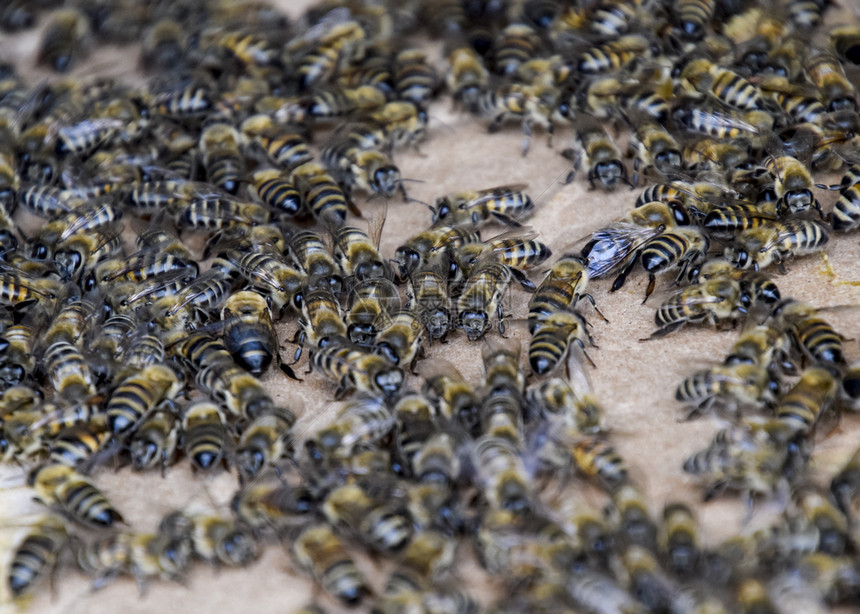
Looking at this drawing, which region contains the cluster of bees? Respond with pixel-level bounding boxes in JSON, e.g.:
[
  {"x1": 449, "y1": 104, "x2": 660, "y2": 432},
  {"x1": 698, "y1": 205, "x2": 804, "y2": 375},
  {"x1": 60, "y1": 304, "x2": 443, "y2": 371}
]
[{"x1": 0, "y1": 0, "x2": 860, "y2": 612}]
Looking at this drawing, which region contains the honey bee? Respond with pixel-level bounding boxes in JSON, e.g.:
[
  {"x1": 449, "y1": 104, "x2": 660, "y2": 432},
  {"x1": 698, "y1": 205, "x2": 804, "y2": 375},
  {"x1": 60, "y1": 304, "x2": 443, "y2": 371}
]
[
  {"x1": 526, "y1": 365, "x2": 602, "y2": 435},
  {"x1": 726, "y1": 219, "x2": 829, "y2": 272},
  {"x1": 175, "y1": 196, "x2": 271, "y2": 232},
  {"x1": 394, "y1": 48, "x2": 437, "y2": 104},
  {"x1": 676, "y1": 362, "x2": 778, "y2": 418},
  {"x1": 806, "y1": 50, "x2": 857, "y2": 112},
  {"x1": 791, "y1": 487, "x2": 849, "y2": 556},
  {"x1": 529, "y1": 309, "x2": 596, "y2": 374},
  {"x1": 620, "y1": 545, "x2": 681, "y2": 613},
  {"x1": 241, "y1": 114, "x2": 313, "y2": 172},
  {"x1": 407, "y1": 255, "x2": 451, "y2": 342},
  {"x1": 374, "y1": 309, "x2": 424, "y2": 368},
  {"x1": 221, "y1": 290, "x2": 289, "y2": 377},
  {"x1": 611, "y1": 483, "x2": 658, "y2": 551},
  {"x1": 456, "y1": 253, "x2": 513, "y2": 340},
  {"x1": 775, "y1": 366, "x2": 838, "y2": 436},
  {"x1": 292, "y1": 522, "x2": 370, "y2": 606},
  {"x1": 140, "y1": 18, "x2": 186, "y2": 71},
  {"x1": 567, "y1": 116, "x2": 629, "y2": 190},
  {"x1": 305, "y1": 395, "x2": 394, "y2": 463},
  {"x1": 127, "y1": 405, "x2": 179, "y2": 474},
  {"x1": 322, "y1": 138, "x2": 407, "y2": 201},
  {"x1": 196, "y1": 362, "x2": 277, "y2": 420},
  {"x1": 369, "y1": 101, "x2": 428, "y2": 150},
  {"x1": 681, "y1": 59, "x2": 766, "y2": 111},
  {"x1": 432, "y1": 184, "x2": 534, "y2": 230},
  {"x1": 830, "y1": 181, "x2": 860, "y2": 232},
  {"x1": 310, "y1": 343, "x2": 404, "y2": 399},
  {"x1": 44, "y1": 339, "x2": 97, "y2": 402},
  {"x1": 627, "y1": 118, "x2": 682, "y2": 185},
  {"x1": 475, "y1": 435, "x2": 533, "y2": 514},
  {"x1": 199, "y1": 120, "x2": 244, "y2": 195},
  {"x1": 235, "y1": 406, "x2": 296, "y2": 484},
  {"x1": 296, "y1": 288, "x2": 348, "y2": 361},
  {"x1": 393, "y1": 225, "x2": 480, "y2": 282},
  {"x1": 421, "y1": 360, "x2": 478, "y2": 428},
  {"x1": 182, "y1": 512, "x2": 259, "y2": 567},
  {"x1": 7, "y1": 515, "x2": 68, "y2": 599},
  {"x1": 660, "y1": 503, "x2": 699, "y2": 578},
  {"x1": 106, "y1": 364, "x2": 183, "y2": 435},
  {"x1": 683, "y1": 417, "x2": 798, "y2": 501},
  {"x1": 289, "y1": 18, "x2": 367, "y2": 90},
  {"x1": 38, "y1": 9, "x2": 91, "y2": 72},
  {"x1": 651, "y1": 278, "x2": 745, "y2": 337},
  {"x1": 760, "y1": 156, "x2": 824, "y2": 218},
  {"x1": 467, "y1": 83, "x2": 556, "y2": 156},
  {"x1": 321, "y1": 483, "x2": 413, "y2": 552},
  {"x1": 345, "y1": 278, "x2": 397, "y2": 346},
  {"x1": 28, "y1": 462, "x2": 124, "y2": 529},
  {"x1": 673, "y1": 0, "x2": 715, "y2": 40},
  {"x1": 216, "y1": 247, "x2": 305, "y2": 316},
  {"x1": 631, "y1": 226, "x2": 709, "y2": 301},
  {"x1": 48, "y1": 416, "x2": 110, "y2": 469},
  {"x1": 446, "y1": 46, "x2": 490, "y2": 105},
  {"x1": 333, "y1": 224, "x2": 388, "y2": 282},
  {"x1": 181, "y1": 400, "x2": 229, "y2": 473},
  {"x1": 576, "y1": 34, "x2": 653, "y2": 75},
  {"x1": 771, "y1": 299, "x2": 845, "y2": 369},
  {"x1": 289, "y1": 161, "x2": 348, "y2": 227}
]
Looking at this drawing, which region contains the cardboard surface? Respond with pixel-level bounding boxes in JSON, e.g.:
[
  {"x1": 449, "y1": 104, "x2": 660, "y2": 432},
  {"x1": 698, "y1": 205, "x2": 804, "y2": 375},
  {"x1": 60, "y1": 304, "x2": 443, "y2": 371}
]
[{"x1": 2, "y1": 2, "x2": 860, "y2": 613}]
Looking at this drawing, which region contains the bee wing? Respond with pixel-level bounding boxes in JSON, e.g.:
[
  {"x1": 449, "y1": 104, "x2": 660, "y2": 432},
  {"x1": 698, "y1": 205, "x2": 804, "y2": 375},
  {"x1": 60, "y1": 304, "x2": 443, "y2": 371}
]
[
  {"x1": 455, "y1": 184, "x2": 530, "y2": 210},
  {"x1": 585, "y1": 222, "x2": 662, "y2": 278},
  {"x1": 121, "y1": 268, "x2": 196, "y2": 306}
]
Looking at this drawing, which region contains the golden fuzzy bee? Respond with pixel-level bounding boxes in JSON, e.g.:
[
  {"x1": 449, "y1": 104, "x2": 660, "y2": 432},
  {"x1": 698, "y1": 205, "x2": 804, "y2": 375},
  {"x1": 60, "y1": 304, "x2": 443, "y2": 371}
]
[
  {"x1": 627, "y1": 118, "x2": 682, "y2": 185},
  {"x1": 760, "y1": 156, "x2": 824, "y2": 218},
  {"x1": 181, "y1": 399, "x2": 229, "y2": 473},
  {"x1": 725, "y1": 219, "x2": 829, "y2": 272},
  {"x1": 221, "y1": 290, "x2": 286, "y2": 377},
  {"x1": 235, "y1": 406, "x2": 296, "y2": 483},
  {"x1": 37, "y1": 8, "x2": 91, "y2": 72},
  {"x1": 289, "y1": 161, "x2": 349, "y2": 226},
  {"x1": 576, "y1": 34, "x2": 652, "y2": 75}
]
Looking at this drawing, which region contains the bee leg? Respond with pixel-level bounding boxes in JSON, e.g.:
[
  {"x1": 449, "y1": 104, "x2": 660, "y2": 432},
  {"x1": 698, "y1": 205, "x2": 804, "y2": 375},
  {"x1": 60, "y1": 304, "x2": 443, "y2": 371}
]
[
  {"x1": 334, "y1": 380, "x2": 351, "y2": 401},
  {"x1": 813, "y1": 199, "x2": 826, "y2": 220},
  {"x1": 497, "y1": 303, "x2": 508, "y2": 338},
  {"x1": 488, "y1": 113, "x2": 506, "y2": 134},
  {"x1": 279, "y1": 360, "x2": 302, "y2": 381},
  {"x1": 520, "y1": 120, "x2": 532, "y2": 157},
  {"x1": 610, "y1": 255, "x2": 638, "y2": 292},
  {"x1": 702, "y1": 480, "x2": 727, "y2": 502},
  {"x1": 581, "y1": 293, "x2": 609, "y2": 322},
  {"x1": 546, "y1": 120, "x2": 553, "y2": 149},
  {"x1": 632, "y1": 157, "x2": 640, "y2": 187},
  {"x1": 509, "y1": 267, "x2": 535, "y2": 291},
  {"x1": 642, "y1": 274, "x2": 656, "y2": 304}
]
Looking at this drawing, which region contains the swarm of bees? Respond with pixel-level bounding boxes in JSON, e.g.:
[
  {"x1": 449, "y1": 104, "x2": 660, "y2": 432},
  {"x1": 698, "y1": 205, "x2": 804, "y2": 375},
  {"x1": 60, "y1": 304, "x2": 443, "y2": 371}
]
[{"x1": 1, "y1": 0, "x2": 860, "y2": 612}]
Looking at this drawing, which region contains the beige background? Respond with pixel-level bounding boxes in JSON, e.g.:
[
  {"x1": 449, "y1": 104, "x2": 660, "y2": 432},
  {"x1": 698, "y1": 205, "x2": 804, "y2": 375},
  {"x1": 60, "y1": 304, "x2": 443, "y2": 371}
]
[{"x1": 2, "y1": 2, "x2": 860, "y2": 613}]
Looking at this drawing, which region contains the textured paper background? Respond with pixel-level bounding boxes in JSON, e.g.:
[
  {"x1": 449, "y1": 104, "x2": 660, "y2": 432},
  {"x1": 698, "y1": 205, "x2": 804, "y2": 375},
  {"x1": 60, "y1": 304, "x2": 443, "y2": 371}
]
[{"x1": 1, "y1": 2, "x2": 860, "y2": 613}]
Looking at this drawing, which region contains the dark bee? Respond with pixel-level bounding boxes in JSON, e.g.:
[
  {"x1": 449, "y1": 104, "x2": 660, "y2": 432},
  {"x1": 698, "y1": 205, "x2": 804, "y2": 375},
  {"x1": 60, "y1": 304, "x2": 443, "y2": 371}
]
[
  {"x1": 221, "y1": 290, "x2": 285, "y2": 377},
  {"x1": 38, "y1": 9, "x2": 91, "y2": 72},
  {"x1": 673, "y1": 0, "x2": 715, "y2": 40},
  {"x1": 241, "y1": 115, "x2": 313, "y2": 172}
]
